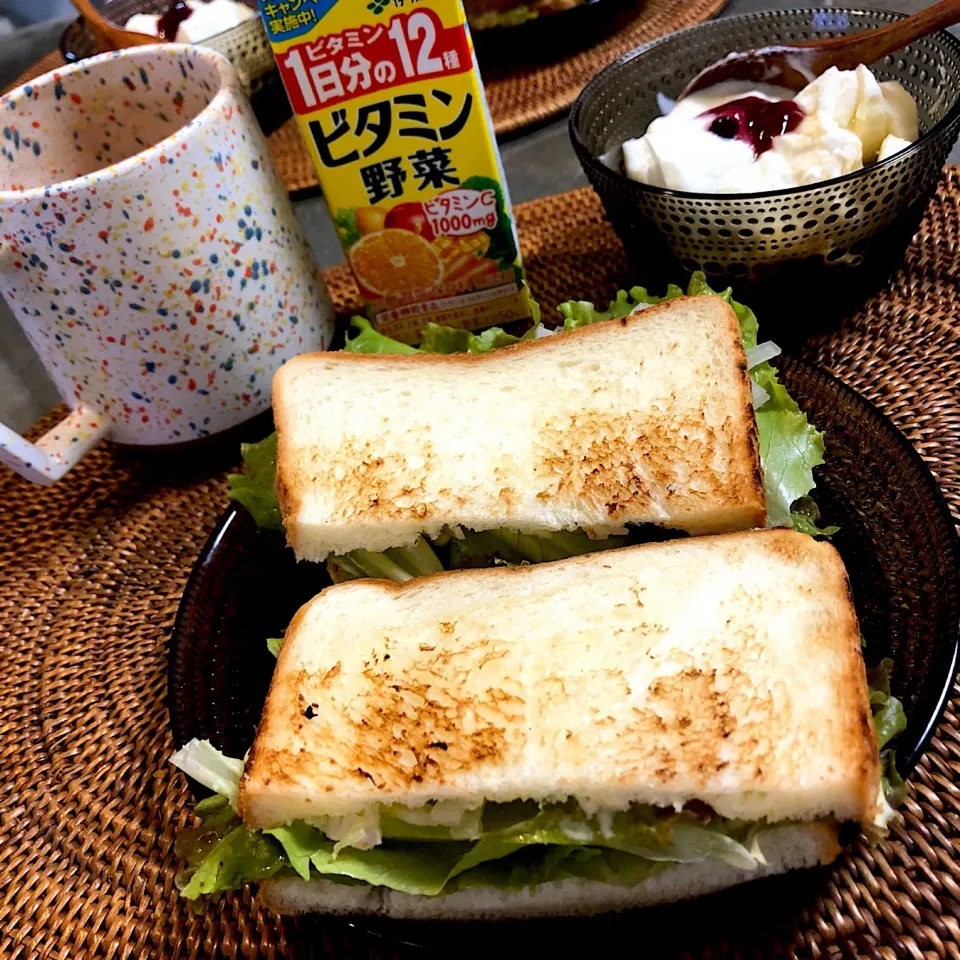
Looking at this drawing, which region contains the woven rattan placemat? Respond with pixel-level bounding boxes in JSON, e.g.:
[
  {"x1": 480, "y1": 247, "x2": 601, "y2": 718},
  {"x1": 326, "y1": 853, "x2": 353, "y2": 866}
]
[
  {"x1": 8, "y1": 0, "x2": 725, "y2": 194},
  {"x1": 1, "y1": 176, "x2": 959, "y2": 959}
]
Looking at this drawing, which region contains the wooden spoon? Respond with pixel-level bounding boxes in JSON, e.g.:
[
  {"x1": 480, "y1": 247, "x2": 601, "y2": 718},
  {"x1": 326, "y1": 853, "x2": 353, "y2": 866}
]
[
  {"x1": 69, "y1": 0, "x2": 160, "y2": 51},
  {"x1": 680, "y1": 0, "x2": 960, "y2": 98}
]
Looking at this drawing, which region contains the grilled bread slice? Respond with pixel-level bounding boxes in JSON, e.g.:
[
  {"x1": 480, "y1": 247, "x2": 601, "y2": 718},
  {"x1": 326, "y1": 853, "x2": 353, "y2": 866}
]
[
  {"x1": 239, "y1": 529, "x2": 881, "y2": 830},
  {"x1": 272, "y1": 296, "x2": 766, "y2": 562}
]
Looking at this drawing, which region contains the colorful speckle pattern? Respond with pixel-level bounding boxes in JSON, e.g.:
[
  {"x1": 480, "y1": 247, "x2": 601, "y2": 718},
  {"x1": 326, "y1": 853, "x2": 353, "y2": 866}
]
[{"x1": 0, "y1": 44, "x2": 334, "y2": 482}]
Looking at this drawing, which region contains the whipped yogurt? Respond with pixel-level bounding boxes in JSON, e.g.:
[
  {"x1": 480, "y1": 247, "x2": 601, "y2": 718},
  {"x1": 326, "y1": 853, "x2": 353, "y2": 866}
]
[{"x1": 622, "y1": 65, "x2": 919, "y2": 193}]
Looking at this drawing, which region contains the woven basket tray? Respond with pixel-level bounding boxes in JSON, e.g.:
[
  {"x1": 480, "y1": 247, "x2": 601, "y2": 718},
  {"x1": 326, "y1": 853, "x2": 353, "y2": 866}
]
[{"x1": 1, "y1": 176, "x2": 959, "y2": 959}]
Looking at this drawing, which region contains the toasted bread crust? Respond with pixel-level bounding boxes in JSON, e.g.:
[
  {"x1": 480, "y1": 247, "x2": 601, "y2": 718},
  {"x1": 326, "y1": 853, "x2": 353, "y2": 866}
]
[
  {"x1": 271, "y1": 297, "x2": 767, "y2": 560},
  {"x1": 238, "y1": 530, "x2": 881, "y2": 829}
]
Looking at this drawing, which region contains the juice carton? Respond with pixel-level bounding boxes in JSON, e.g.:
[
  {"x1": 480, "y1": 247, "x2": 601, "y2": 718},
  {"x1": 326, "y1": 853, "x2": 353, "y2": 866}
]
[{"x1": 258, "y1": 0, "x2": 532, "y2": 343}]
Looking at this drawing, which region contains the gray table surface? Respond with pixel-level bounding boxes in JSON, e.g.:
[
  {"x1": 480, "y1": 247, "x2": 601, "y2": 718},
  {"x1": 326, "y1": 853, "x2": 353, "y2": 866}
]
[{"x1": 2, "y1": 0, "x2": 959, "y2": 434}]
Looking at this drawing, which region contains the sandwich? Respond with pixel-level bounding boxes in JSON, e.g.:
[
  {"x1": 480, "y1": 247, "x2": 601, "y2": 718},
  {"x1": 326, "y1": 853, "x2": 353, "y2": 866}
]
[
  {"x1": 171, "y1": 529, "x2": 901, "y2": 918},
  {"x1": 228, "y1": 274, "x2": 834, "y2": 583},
  {"x1": 274, "y1": 294, "x2": 765, "y2": 560}
]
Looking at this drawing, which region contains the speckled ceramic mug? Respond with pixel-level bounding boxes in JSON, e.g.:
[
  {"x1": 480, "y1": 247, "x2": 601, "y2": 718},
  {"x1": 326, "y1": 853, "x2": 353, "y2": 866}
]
[{"x1": 0, "y1": 44, "x2": 334, "y2": 484}]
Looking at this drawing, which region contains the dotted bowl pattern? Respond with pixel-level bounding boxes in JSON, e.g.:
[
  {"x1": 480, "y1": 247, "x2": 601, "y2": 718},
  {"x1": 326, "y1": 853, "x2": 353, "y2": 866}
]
[{"x1": 570, "y1": 7, "x2": 960, "y2": 283}]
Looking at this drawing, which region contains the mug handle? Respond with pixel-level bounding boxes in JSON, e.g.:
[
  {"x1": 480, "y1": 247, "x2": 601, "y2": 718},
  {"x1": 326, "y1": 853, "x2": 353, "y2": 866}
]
[{"x1": 0, "y1": 404, "x2": 110, "y2": 485}]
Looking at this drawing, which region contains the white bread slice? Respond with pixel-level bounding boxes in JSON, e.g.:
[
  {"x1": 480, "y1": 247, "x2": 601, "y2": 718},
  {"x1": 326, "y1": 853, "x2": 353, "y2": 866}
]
[
  {"x1": 272, "y1": 296, "x2": 765, "y2": 561},
  {"x1": 259, "y1": 821, "x2": 841, "y2": 919},
  {"x1": 238, "y1": 530, "x2": 881, "y2": 829}
]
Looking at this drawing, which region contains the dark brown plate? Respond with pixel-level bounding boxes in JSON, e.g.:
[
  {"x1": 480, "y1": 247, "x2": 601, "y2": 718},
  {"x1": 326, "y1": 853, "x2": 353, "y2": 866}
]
[{"x1": 169, "y1": 355, "x2": 959, "y2": 954}]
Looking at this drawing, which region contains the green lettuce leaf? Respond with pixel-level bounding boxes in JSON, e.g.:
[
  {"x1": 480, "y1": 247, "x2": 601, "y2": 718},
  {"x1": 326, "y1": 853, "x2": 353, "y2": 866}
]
[
  {"x1": 867, "y1": 658, "x2": 908, "y2": 750},
  {"x1": 872, "y1": 694, "x2": 908, "y2": 751},
  {"x1": 176, "y1": 802, "x2": 285, "y2": 898},
  {"x1": 450, "y1": 527, "x2": 629, "y2": 567},
  {"x1": 386, "y1": 539, "x2": 445, "y2": 576},
  {"x1": 176, "y1": 794, "x2": 234, "y2": 858},
  {"x1": 446, "y1": 838, "x2": 527, "y2": 880},
  {"x1": 867, "y1": 657, "x2": 895, "y2": 695},
  {"x1": 556, "y1": 282, "x2": 690, "y2": 331},
  {"x1": 309, "y1": 838, "x2": 523, "y2": 895},
  {"x1": 866, "y1": 658, "x2": 908, "y2": 804},
  {"x1": 174, "y1": 798, "x2": 816, "y2": 904},
  {"x1": 479, "y1": 802, "x2": 759, "y2": 870},
  {"x1": 266, "y1": 637, "x2": 283, "y2": 658},
  {"x1": 420, "y1": 323, "x2": 525, "y2": 354},
  {"x1": 226, "y1": 433, "x2": 283, "y2": 533},
  {"x1": 335, "y1": 539, "x2": 444, "y2": 583},
  {"x1": 556, "y1": 288, "x2": 653, "y2": 328},
  {"x1": 344, "y1": 315, "x2": 539, "y2": 357},
  {"x1": 343, "y1": 316, "x2": 419, "y2": 355},
  {"x1": 171, "y1": 746, "x2": 772, "y2": 903},
  {"x1": 175, "y1": 802, "x2": 761, "y2": 901},
  {"x1": 380, "y1": 806, "x2": 482, "y2": 841},
  {"x1": 631, "y1": 821, "x2": 758, "y2": 870},
  {"x1": 752, "y1": 361, "x2": 827, "y2": 529},
  {"x1": 266, "y1": 821, "x2": 327, "y2": 881},
  {"x1": 879, "y1": 751, "x2": 907, "y2": 806},
  {"x1": 790, "y1": 496, "x2": 840, "y2": 538}
]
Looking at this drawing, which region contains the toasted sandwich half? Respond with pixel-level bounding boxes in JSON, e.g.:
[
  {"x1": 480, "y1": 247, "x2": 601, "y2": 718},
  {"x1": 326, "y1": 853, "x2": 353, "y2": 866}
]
[
  {"x1": 272, "y1": 296, "x2": 766, "y2": 562},
  {"x1": 231, "y1": 529, "x2": 885, "y2": 920}
]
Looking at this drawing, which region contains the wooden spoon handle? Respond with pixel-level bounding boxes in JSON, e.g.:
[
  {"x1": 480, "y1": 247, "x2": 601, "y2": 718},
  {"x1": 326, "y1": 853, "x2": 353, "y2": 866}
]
[{"x1": 802, "y1": 0, "x2": 960, "y2": 73}]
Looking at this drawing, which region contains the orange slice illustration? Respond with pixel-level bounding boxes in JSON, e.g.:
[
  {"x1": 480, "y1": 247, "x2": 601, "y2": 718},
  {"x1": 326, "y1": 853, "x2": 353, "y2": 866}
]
[{"x1": 349, "y1": 229, "x2": 443, "y2": 298}]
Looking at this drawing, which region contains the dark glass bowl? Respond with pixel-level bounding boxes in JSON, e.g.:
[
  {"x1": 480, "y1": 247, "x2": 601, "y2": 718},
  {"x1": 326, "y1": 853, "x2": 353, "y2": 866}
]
[{"x1": 570, "y1": 7, "x2": 960, "y2": 317}]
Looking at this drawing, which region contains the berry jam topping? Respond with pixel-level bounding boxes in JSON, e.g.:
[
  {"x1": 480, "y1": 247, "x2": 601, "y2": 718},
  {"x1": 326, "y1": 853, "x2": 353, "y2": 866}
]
[
  {"x1": 698, "y1": 96, "x2": 805, "y2": 157},
  {"x1": 157, "y1": 0, "x2": 193, "y2": 40}
]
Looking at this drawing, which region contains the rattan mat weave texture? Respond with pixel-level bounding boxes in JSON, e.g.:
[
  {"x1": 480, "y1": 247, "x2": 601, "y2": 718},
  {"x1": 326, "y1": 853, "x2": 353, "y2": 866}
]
[
  {"x1": 1, "y1": 177, "x2": 959, "y2": 960},
  {"x1": 7, "y1": 0, "x2": 726, "y2": 194}
]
